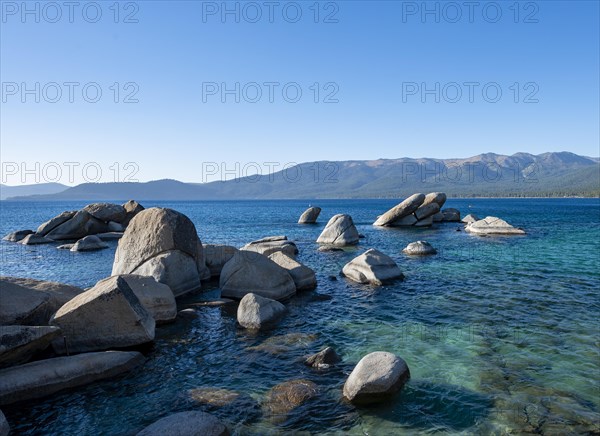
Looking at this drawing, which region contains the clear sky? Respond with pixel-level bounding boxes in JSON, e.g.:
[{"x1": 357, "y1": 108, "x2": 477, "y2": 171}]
[{"x1": 1, "y1": 0, "x2": 599, "y2": 185}]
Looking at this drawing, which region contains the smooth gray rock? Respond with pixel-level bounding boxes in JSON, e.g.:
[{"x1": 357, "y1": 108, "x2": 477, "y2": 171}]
[
  {"x1": 0, "y1": 325, "x2": 62, "y2": 368},
  {"x1": 422, "y1": 192, "x2": 447, "y2": 208},
  {"x1": 122, "y1": 200, "x2": 144, "y2": 226},
  {"x1": 343, "y1": 351, "x2": 410, "y2": 404},
  {"x1": 237, "y1": 293, "x2": 286, "y2": 330},
  {"x1": 70, "y1": 235, "x2": 109, "y2": 252},
  {"x1": 389, "y1": 214, "x2": 417, "y2": 227},
  {"x1": 108, "y1": 221, "x2": 125, "y2": 232},
  {"x1": 305, "y1": 347, "x2": 341, "y2": 369},
  {"x1": 465, "y1": 216, "x2": 526, "y2": 235},
  {"x1": 36, "y1": 211, "x2": 76, "y2": 236},
  {"x1": 268, "y1": 252, "x2": 317, "y2": 290},
  {"x1": 50, "y1": 276, "x2": 155, "y2": 354},
  {"x1": 403, "y1": 241, "x2": 437, "y2": 255},
  {"x1": 0, "y1": 351, "x2": 144, "y2": 406},
  {"x1": 0, "y1": 277, "x2": 83, "y2": 326},
  {"x1": 45, "y1": 210, "x2": 98, "y2": 240},
  {"x1": 83, "y1": 203, "x2": 126, "y2": 223},
  {"x1": 2, "y1": 230, "x2": 33, "y2": 242},
  {"x1": 414, "y1": 202, "x2": 440, "y2": 220},
  {"x1": 204, "y1": 245, "x2": 238, "y2": 277},
  {"x1": 117, "y1": 275, "x2": 177, "y2": 324},
  {"x1": 18, "y1": 234, "x2": 53, "y2": 245},
  {"x1": 441, "y1": 208, "x2": 461, "y2": 222},
  {"x1": 432, "y1": 211, "x2": 444, "y2": 222},
  {"x1": 96, "y1": 232, "x2": 124, "y2": 240},
  {"x1": 461, "y1": 213, "x2": 480, "y2": 224},
  {"x1": 241, "y1": 236, "x2": 298, "y2": 258},
  {"x1": 195, "y1": 240, "x2": 211, "y2": 281},
  {"x1": 220, "y1": 251, "x2": 296, "y2": 301},
  {"x1": 112, "y1": 208, "x2": 205, "y2": 297},
  {"x1": 373, "y1": 193, "x2": 425, "y2": 226},
  {"x1": 414, "y1": 216, "x2": 434, "y2": 227},
  {"x1": 0, "y1": 409, "x2": 8, "y2": 436},
  {"x1": 136, "y1": 411, "x2": 228, "y2": 436},
  {"x1": 298, "y1": 206, "x2": 321, "y2": 224},
  {"x1": 317, "y1": 214, "x2": 360, "y2": 246},
  {"x1": 342, "y1": 249, "x2": 403, "y2": 286}
]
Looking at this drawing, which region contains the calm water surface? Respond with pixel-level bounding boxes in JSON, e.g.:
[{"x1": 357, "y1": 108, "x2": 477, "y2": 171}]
[{"x1": 1, "y1": 199, "x2": 599, "y2": 435}]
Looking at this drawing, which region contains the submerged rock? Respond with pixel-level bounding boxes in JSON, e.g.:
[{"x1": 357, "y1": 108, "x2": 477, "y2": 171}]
[
  {"x1": 241, "y1": 236, "x2": 298, "y2": 258},
  {"x1": 0, "y1": 351, "x2": 144, "y2": 405},
  {"x1": 188, "y1": 387, "x2": 260, "y2": 417},
  {"x1": 342, "y1": 249, "x2": 404, "y2": 286},
  {"x1": 343, "y1": 351, "x2": 410, "y2": 404},
  {"x1": 219, "y1": 251, "x2": 296, "y2": 301},
  {"x1": 2, "y1": 230, "x2": 33, "y2": 242},
  {"x1": 19, "y1": 234, "x2": 53, "y2": 245},
  {"x1": 112, "y1": 208, "x2": 206, "y2": 297},
  {"x1": 298, "y1": 206, "x2": 321, "y2": 224},
  {"x1": 465, "y1": 216, "x2": 526, "y2": 235},
  {"x1": 268, "y1": 251, "x2": 317, "y2": 290},
  {"x1": 247, "y1": 333, "x2": 318, "y2": 354},
  {"x1": 237, "y1": 293, "x2": 286, "y2": 330},
  {"x1": 305, "y1": 347, "x2": 341, "y2": 369},
  {"x1": 403, "y1": 241, "x2": 437, "y2": 255},
  {"x1": 317, "y1": 214, "x2": 360, "y2": 246},
  {"x1": 373, "y1": 193, "x2": 425, "y2": 226},
  {"x1": 136, "y1": 411, "x2": 228, "y2": 436},
  {"x1": 70, "y1": 235, "x2": 108, "y2": 252},
  {"x1": 0, "y1": 325, "x2": 62, "y2": 368},
  {"x1": 264, "y1": 379, "x2": 319, "y2": 418},
  {"x1": 50, "y1": 276, "x2": 155, "y2": 354}
]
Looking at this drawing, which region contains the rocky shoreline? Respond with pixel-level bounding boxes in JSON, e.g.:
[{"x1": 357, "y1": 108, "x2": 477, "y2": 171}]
[{"x1": 0, "y1": 194, "x2": 527, "y2": 434}]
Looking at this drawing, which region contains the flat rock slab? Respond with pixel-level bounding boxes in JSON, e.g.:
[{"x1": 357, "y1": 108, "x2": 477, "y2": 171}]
[
  {"x1": 466, "y1": 216, "x2": 526, "y2": 235},
  {"x1": 136, "y1": 411, "x2": 228, "y2": 436},
  {"x1": 0, "y1": 325, "x2": 62, "y2": 368},
  {"x1": 0, "y1": 351, "x2": 144, "y2": 405}
]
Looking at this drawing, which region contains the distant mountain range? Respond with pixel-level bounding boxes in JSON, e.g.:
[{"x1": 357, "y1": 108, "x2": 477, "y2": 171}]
[
  {"x1": 0, "y1": 182, "x2": 68, "y2": 201},
  {"x1": 3, "y1": 152, "x2": 599, "y2": 201}
]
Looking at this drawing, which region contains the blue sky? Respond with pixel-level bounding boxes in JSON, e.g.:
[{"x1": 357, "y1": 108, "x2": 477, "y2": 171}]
[{"x1": 1, "y1": 0, "x2": 598, "y2": 185}]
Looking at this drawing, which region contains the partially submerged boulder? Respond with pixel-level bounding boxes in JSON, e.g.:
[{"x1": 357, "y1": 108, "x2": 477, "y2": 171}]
[
  {"x1": 45, "y1": 210, "x2": 106, "y2": 240},
  {"x1": 305, "y1": 347, "x2": 341, "y2": 369},
  {"x1": 441, "y1": 208, "x2": 461, "y2": 222},
  {"x1": 19, "y1": 234, "x2": 53, "y2": 245},
  {"x1": 373, "y1": 193, "x2": 425, "y2": 226},
  {"x1": 0, "y1": 277, "x2": 83, "y2": 326},
  {"x1": 50, "y1": 276, "x2": 155, "y2": 354},
  {"x1": 0, "y1": 325, "x2": 62, "y2": 368},
  {"x1": 241, "y1": 236, "x2": 298, "y2": 258},
  {"x1": 220, "y1": 251, "x2": 296, "y2": 301},
  {"x1": 403, "y1": 241, "x2": 437, "y2": 255},
  {"x1": 461, "y1": 213, "x2": 480, "y2": 224},
  {"x1": 113, "y1": 275, "x2": 176, "y2": 324},
  {"x1": 2, "y1": 230, "x2": 33, "y2": 242},
  {"x1": 36, "y1": 211, "x2": 77, "y2": 236},
  {"x1": 237, "y1": 293, "x2": 286, "y2": 330},
  {"x1": 298, "y1": 207, "x2": 321, "y2": 224},
  {"x1": 83, "y1": 203, "x2": 126, "y2": 223},
  {"x1": 136, "y1": 411, "x2": 228, "y2": 436},
  {"x1": 343, "y1": 351, "x2": 410, "y2": 404},
  {"x1": 268, "y1": 252, "x2": 317, "y2": 290},
  {"x1": 317, "y1": 214, "x2": 360, "y2": 246},
  {"x1": 70, "y1": 235, "x2": 108, "y2": 252},
  {"x1": 342, "y1": 249, "x2": 404, "y2": 286},
  {"x1": 465, "y1": 216, "x2": 526, "y2": 235},
  {"x1": 204, "y1": 245, "x2": 238, "y2": 277},
  {"x1": 0, "y1": 351, "x2": 144, "y2": 406},
  {"x1": 112, "y1": 208, "x2": 206, "y2": 297}
]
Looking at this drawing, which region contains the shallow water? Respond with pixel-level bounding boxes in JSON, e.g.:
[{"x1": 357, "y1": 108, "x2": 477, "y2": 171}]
[{"x1": 1, "y1": 198, "x2": 599, "y2": 435}]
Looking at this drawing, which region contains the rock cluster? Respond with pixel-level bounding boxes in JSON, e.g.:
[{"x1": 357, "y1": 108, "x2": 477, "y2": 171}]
[{"x1": 374, "y1": 192, "x2": 460, "y2": 227}]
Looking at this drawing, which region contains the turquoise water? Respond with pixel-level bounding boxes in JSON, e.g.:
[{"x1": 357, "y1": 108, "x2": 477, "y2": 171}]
[{"x1": 1, "y1": 199, "x2": 599, "y2": 435}]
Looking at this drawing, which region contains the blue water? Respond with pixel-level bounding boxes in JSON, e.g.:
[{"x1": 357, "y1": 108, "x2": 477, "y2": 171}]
[{"x1": 1, "y1": 199, "x2": 599, "y2": 435}]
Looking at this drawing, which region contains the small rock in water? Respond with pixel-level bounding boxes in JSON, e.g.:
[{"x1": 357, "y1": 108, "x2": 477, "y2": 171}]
[
  {"x1": 70, "y1": 235, "x2": 109, "y2": 252},
  {"x1": 342, "y1": 249, "x2": 404, "y2": 285},
  {"x1": 328, "y1": 275, "x2": 338, "y2": 281},
  {"x1": 305, "y1": 347, "x2": 341, "y2": 369},
  {"x1": 3, "y1": 230, "x2": 33, "y2": 242},
  {"x1": 237, "y1": 293, "x2": 286, "y2": 330},
  {"x1": 316, "y1": 214, "x2": 360, "y2": 246},
  {"x1": 402, "y1": 241, "x2": 437, "y2": 256},
  {"x1": 298, "y1": 206, "x2": 321, "y2": 224}
]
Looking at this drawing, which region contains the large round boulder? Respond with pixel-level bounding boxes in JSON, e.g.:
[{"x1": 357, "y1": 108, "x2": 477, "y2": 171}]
[
  {"x1": 342, "y1": 249, "x2": 404, "y2": 286},
  {"x1": 317, "y1": 214, "x2": 360, "y2": 246},
  {"x1": 268, "y1": 252, "x2": 317, "y2": 290},
  {"x1": 50, "y1": 276, "x2": 155, "y2": 354},
  {"x1": 373, "y1": 193, "x2": 425, "y2": 226},
  {"x1": 219, "y1": 251, "x2": 296, "y2": 301},
  {"x1": 136, "y1": 411, "x2": 228, "y2": 436},
  {"x1": 237, "y1": 293, "x2": 286, "y2": 330},
  {"x1": 343, "y1": 351, "x2": 410, "y2": 404},
  {"x1": 112, "y1": 208, "x2": 206, "y2": 297},
  {"x1": 298, "y1": 206, "x2": 321, "y2": 224}
]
